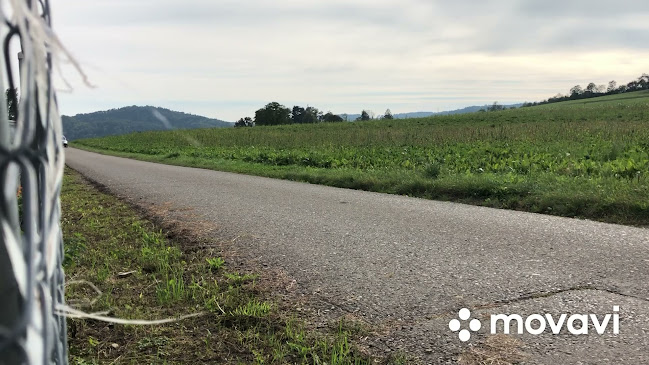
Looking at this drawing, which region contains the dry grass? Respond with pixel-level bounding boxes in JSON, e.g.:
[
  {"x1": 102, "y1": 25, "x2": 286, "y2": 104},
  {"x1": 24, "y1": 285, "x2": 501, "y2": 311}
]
[{"x1": 458, "y1": 335, "x2": 528, "y2": 365}]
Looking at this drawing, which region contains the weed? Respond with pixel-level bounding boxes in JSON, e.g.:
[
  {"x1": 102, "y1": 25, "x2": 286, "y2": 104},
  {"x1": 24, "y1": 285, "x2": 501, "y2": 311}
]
[
  {"x1": 63, "y1": 232, "x2": 87, "y2": 268},
  {"x1": 206, "y1": 256, "x2": 225, "y2": 271},
  {"x1": 69, "y1": 357, "x2": 94, "y2": 365},
  {"x1": 225, "y1": 272, "x2": 259, "y2": 285},
  {"x1": 87, "y1": 336, "x2": 99, "y2": 347},
  {"x1": 137, "y1": 336, "x2": 170, "y2": 351},
  {"x1": 423, "y1": 163, "x2": 442, "y2": 179},
  {"x1": 230, "y1": 299, "x2": 271, "y2": 318},
  {"x1": 156, "y1": 270, "x2": 186, "y2": 304}
]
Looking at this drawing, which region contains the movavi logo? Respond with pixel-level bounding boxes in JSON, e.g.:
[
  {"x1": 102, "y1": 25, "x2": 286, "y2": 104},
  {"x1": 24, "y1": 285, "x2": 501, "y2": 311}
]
[{"x1": 450, "y1": 306, "x2": 620, "y2": 342}]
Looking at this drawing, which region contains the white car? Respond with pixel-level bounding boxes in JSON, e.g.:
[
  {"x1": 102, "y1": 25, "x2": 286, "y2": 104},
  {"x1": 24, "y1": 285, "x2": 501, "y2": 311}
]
[{"x1": 62, "y1": 135, "x2": 68, "y2": 148}]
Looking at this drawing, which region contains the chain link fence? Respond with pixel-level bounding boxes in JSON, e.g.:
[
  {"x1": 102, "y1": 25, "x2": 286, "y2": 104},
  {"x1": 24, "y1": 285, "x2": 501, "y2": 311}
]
[{"x1": 0, "y1": 0, "x2": 68, "y2": 363}]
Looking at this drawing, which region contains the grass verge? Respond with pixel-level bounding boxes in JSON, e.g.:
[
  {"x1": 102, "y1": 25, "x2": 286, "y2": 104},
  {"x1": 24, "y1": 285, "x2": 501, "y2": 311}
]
[{"x1": 62, "y1": 167, "x2": 377, "y2": 364}]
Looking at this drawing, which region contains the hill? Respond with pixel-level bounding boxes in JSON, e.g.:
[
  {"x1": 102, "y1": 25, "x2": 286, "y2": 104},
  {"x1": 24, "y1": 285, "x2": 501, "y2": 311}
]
[
  {"x1": 62, "y1": 105, "x2": 232, "y2": 140},
  {"x1": 340, "y1": 103, "x2": 523, "y2": 120}
]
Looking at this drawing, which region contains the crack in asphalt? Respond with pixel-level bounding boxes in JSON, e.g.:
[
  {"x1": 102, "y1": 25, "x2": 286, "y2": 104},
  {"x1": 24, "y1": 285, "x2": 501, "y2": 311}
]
[{"x1": 485, "y1": 286, "x2": 649, "y2": 307}]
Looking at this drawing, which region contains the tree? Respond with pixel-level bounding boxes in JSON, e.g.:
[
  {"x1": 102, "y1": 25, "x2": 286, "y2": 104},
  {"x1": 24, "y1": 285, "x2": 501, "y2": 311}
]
[
  {"x1": 321, "y1": 112, "x2": 343, "y2": 123},
  {"x1": 548, "y1": 93, "x2": 566, "y2": 103},
  {"x1": 291, "y1": 105, "x2": 321, "y2": 124},
  {"x1": 234, "y1": 116, "x2": 254, "y2": 127},
  {"x1": 585, "y1": 82, "x2": 599, "y2": 95},
  {"x1": 487, "y1": 101, "x2": 505, "y2": 112},
  {"x1": 383, "y1": 109, "x2": 394, "y2": 120},
  {"x1": 569, "y1": 85, "x2": 583, "y2": 99},
  {"x1": 639, "y1": 74, "x2": 649, "y2": 90},
  {"x1": 356, "y1": 110, "x2": 371, "y2": 121},
  {"x1": 5, "y1": 88, "x2": 18, "y2": 121},
  {"x1": 607, "y1": 80, "x2": 617, "y2": 94},
  {"x1": 304, "y1": 106, "x2": 321, "y2": 124},
  {"x1": 627, "y1": 80, "x2": 640, "y2": 91},
  {"x1": 254, "y1": 102, "x2": 291, "y2": 126},
  {"x1": 291, "y1": 105, "x2": 305, "y2": 124}
]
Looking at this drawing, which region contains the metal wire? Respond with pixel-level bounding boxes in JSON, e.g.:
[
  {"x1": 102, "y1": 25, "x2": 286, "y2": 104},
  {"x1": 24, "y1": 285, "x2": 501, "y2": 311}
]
[{"x1": 0, "y1": 0, "x2": 67, "y2": 363}]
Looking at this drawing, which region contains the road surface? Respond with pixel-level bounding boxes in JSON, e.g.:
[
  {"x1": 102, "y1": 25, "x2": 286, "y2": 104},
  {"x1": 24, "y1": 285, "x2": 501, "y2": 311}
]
[{"x1": 66, "y1": 148, "x2": 649, "y2": 364}]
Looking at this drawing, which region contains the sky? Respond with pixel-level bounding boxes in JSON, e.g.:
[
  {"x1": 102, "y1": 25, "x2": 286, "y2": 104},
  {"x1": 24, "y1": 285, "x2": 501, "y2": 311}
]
[{"x1": 53, "y1": 0, "x2": 649, "y2": 122}]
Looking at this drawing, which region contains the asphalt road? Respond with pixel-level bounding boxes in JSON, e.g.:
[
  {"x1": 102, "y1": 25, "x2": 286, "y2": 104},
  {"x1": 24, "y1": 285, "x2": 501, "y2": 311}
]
[{"x1": 65, "y1": 148, "x2": 649, "y2": 364}]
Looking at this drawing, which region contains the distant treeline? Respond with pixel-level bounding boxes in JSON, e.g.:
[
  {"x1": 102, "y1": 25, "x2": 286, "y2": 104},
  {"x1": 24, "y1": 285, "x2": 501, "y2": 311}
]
[
  {"x1": 235, "y1": 102, "x2": 395, "y2": 127},
  {"x1": 523, "y1": 73, "x2": 649, "y2": 107}
]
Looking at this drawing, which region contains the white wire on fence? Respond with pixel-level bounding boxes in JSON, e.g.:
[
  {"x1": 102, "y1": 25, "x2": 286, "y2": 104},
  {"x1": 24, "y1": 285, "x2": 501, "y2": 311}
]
[{"x1": 1, "y1": 0, "x2": 67, "y2": 363}]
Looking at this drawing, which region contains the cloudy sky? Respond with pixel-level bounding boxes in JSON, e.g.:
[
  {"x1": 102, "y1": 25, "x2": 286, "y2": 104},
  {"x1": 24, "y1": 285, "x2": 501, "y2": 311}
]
[{"x1": 53, "y1": 0, "x2": 649, "y2": 121}]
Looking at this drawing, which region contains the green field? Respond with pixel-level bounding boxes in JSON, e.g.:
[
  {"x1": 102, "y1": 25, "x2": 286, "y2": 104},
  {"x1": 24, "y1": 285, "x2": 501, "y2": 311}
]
[{"x1": 75, "y1": 91, "x2": 649, "y2": 225}]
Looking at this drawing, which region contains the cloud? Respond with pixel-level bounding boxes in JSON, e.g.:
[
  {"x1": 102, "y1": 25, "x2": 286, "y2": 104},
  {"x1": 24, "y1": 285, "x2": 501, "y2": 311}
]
[
  {"x1": 517, "y1": 0, "x2": 649, "y2": 18},
  {"x1": 53, "y1": 1, "x2": 649, "y2": 121}
]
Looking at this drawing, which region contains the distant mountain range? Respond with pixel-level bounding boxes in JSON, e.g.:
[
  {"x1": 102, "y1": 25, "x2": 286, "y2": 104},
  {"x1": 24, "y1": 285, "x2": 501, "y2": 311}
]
[
  {"x1": 62, "y1": 106, "x2": 232, "y2": 140},
  {"x1": 62, "y1": 103, "x2": 523, "y2": 141},
  {"x1": 339, "y1": 103, "x2": 523, "y2": 121}
]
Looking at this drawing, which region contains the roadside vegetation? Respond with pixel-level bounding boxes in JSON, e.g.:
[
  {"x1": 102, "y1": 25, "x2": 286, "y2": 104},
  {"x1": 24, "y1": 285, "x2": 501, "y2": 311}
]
[
  {"x1": 74, "y1": 91, "x2": 649, "y2": 225},
  {"x1": 62, "y1": 168, "x2": 376, "y2": 364}
]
